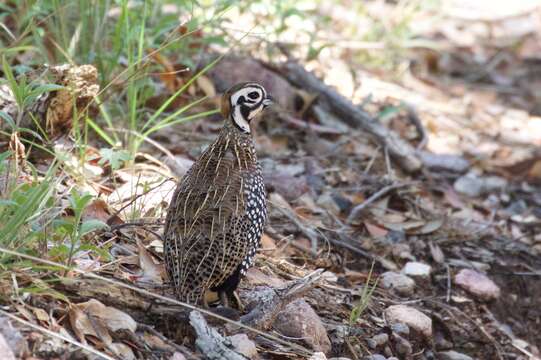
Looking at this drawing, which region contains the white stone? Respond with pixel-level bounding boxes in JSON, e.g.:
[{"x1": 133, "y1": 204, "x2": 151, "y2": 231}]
[
  {"x1": 402, "y1": 261, "x2": 431, "y2": 278},
  {"x1": 229, "y1": 334, "x2": 258, "y2": 359},
  {"x1": 384, "y1": 305, "x2": 432, "y2": 338}
]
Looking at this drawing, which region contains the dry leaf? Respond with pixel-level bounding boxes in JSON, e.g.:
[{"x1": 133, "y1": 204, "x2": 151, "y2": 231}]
[
  {"x1": 82, "y1": 199, "x2": 123, "y2": 226},
  {"x1": 80, "y1": 299, "x2": 137, "y2": 333},
  {"x1": 69, "y1": 305, "x2": 100, "y2": 345},
  {"x1": 260, "y1": 233, "x2": 277, "y2": 250},
  {"x1": 364, "y1": 222, "x2": 389, "y2": 238},
  {"x1": 196, "y1": 75, "x2": 216, "y2": 98},
  {"x1": 137, "y1": 240, "x2": 165, "y2": 285},
  {"x1": 31, "y1": 307, "x2": 50, "y2": 323},
  {"x1": 412, "y1": 218, "x2": 444, "y2": 235},
  {"x1": 429, "y1": 241, "x2": 445, "y2": 264},
  {"x1": 150, "y1": 50, "x2": 179, "y2": 92}
]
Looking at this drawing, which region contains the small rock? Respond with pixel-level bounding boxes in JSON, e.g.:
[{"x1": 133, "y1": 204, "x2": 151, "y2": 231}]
[
  {"x1": 274, "y1": 299, "x2": 331, "y2": 354},
  {"x1": 390, "y1": 322, "x2": 410, "y2": 336},
  {"x1": 310, "y1": 353, "x2": 327, "y2": 360},
  {"x1": 437, "y1": 350, "x2": 474, "y2": 360},
  {"x1": 367, "y1": 333, "x2": 389, "y2": 349},
  {"x1": 363, "y1": 355, "x2": 387, "y2": 360},
  {"x1": 385, "y1": 305, "x2": 432, "y2": 338},
  {"x1": 329, "y1": 358, "x2": 353, "y2": 360},
  {"x1": 402, "y1": 261, "x2": 431, "y2": 278},
  {"x1": 392, "y1": 333, "x2": 413, "y2": 357},
  {"x1": 454, "y1": 173, "x2": 507, "y2": 197},
  {"x1": 419, "y1": 152, "x2": 470, "y2": 173},
  {"x1": 454, "y1": 269, "x2": 501, "y2": 301},
  {"x1": 380, "y1": 272, "x2": 415, "y2": 296},
  {"x1": 229, "y1": 334, "x2": 258, "y2": 359},
  {"x1": 170, "y1": 352, "x2": 187, "y2": 360}
]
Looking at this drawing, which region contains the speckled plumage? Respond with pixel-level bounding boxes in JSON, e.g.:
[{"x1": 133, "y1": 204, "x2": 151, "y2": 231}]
[{"x1": 164, "y1": 83, "x2": 270, "y2": 304}]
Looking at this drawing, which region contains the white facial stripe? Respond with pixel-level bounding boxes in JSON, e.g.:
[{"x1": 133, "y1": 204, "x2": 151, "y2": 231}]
[
  {"x1": 230, "y1": 86, "x2": 265, "y2": 107},
  {"x1": 232, "y1": 106, "x2": 251, "y2": 133}
]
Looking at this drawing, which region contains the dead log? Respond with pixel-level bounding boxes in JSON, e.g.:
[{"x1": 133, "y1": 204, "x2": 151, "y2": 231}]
[
  {"x1": 189, "y1": 311, "x2": 248, "y2": 360},
  {"x1": 278, "y1": 62, "x2": 423, "y2": 174},
  {"x1": 240, "y1": 269, "x2": 323, "y2": 330}
]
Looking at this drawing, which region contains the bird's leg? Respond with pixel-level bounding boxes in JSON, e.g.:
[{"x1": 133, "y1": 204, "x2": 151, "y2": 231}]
[
  {"x1": 219, "y1": 291, "x2": 230, "y2": 308},
  {"x1": 202, "y1": 293, "x2": 210, "y2": 309},
  {"x1": 233, "y1": 291, "x2": 244, "y2": 312}
]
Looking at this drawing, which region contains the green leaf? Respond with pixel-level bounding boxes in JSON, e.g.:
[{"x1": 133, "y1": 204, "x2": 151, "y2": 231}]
[
  {"x1": 79, "y1": 219, "x2": 108, "y2": 236},
  {"x1": 98, "y1": 148, "x2": 132, "y2": 170},
  {"x1": 0, "y1": 111, "x2": 15, "y2": 129}
]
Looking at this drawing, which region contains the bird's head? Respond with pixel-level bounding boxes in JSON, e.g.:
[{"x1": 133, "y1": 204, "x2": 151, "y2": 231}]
[{"x1": 221, "y1": 82, "x2": 273, "y2": 134}]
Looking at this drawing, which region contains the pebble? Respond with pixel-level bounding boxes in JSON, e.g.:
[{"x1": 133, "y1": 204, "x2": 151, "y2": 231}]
[
  {"x1": 367, "y1": 333, "x2": 389, "y2": 349},
  {"x1": 390, "y1": 322, "x2": 410, "y2": 336},
  {"x1": 454, "y1": 173, "x2": 507, "y2": 197},
  {"x1": 274, "y1": 299, "x2": 331, "y2": 353},
  {"x1": 419, "y1": 152, "x2": 470, "y2": 173},
  {"x1": 402, "y1": 261, "x2": 431, "y2": 278},
  {"x1": 437, "y1": 350, "x2": 474, "y2": 360},
  {"x1": 384, "y1": 305, "x2": 432, "y2": 338},
  {"x1": 310, "y1": 352, "x2": 327, "y2": 360},
  {"x1": 229, "y1": 334, "x2": 258, "y2": 359},
  {"x1": 454, "y1": 269, "x2": 501, "y2": 301},
  {"x1": 392, "y1": 333, "x2": 412, "y2": 357},
  {"x1": 380, "y1": 271, "x2": 415, "y2": 296},
  {"x1": 363, "y1": 355, "x2": 387, "y2": 360}
]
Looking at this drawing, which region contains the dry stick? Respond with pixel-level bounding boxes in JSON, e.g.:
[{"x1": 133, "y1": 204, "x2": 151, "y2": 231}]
[
  {"x1": 240, "y1": 269, "x2": 324, "y2": 330},
  {"x1": 190, "y1": 311, "x2": 248, "y2": 360},
  {"x1": 346, "y1": 182, "x2": 413, "y2": 224},
  {"x1": 405, "y1": 104, "x2": 428, "y2": 150},
  {"x1": 278, "y1": 62, "x2": 422, "y2": 174},
  {"x1": 0, "y1": 247, "x2": 312, "y2": 357},
  {"x1": 0, "y1": 309, "x2": 116, "y2": 360}
]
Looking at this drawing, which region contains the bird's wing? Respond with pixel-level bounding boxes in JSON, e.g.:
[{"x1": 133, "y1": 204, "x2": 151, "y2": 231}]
[{"x1": 164, "y1": 140, "x2": 252, "y2": 300}]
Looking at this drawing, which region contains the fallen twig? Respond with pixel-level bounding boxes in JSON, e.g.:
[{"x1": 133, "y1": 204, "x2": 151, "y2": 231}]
[
  {"x1": 240, "y1": 269, "x2": 324, "y2": 330},
  {"x1": 278, "y1": 62, "x2": 422, "y2": 173},
  {"x1": 189, "y1": 311, "x2": 248, "y2": 360},
  {"x1": 347, "y1": 182, "x2": 413, "y2": 224}
]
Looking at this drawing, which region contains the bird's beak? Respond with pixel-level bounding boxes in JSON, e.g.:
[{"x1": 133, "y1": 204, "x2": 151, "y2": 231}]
[{"x1": 262, "y1": 96, "x2": 273, "y2": 108}]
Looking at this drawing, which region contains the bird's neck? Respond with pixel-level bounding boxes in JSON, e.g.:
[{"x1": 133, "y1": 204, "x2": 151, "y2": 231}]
[{"x1": 217, "y1": 122, "x2": 258, "y2": 169}]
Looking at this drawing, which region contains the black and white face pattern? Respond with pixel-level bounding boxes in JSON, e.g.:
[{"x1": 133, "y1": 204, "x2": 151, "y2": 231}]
[{"x1": 230, "y1": 83, "x2": 271, "y2": 133}]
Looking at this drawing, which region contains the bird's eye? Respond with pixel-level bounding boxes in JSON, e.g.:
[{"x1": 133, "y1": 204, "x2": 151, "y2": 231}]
[{"x1": 248, "y1": 91, "x2": 259, "y2": 99}]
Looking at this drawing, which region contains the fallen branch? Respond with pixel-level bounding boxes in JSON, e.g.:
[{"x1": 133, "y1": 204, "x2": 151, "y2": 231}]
[
  {"x1": 189, "y1": 311, "x2": 248, "y2": 360},
  {"x1": 240, "y1": 269, "x2": 324, "y2": 330},
  {"x1": 278, "y1": 62, "x2": 422, "y2": 173},
  {"x1": 347, "y1": 182, "x2": 413, "y2": 224}
]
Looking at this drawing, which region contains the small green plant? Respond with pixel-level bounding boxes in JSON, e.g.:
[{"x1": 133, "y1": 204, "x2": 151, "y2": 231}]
[
  {"x1": 51, "y1": 190, "x2": 108, "y2": 271},
  {"x1": 0, "y1": 152, "x2": 60, "y2": 263},
  {"x1": 349, "y1": 261, "x2": 379, "y2": 325}
]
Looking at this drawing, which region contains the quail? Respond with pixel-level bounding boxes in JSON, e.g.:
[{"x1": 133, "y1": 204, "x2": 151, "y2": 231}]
[{"x1": 164, "y1": 82, "x2": 272, "y2": 305}]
